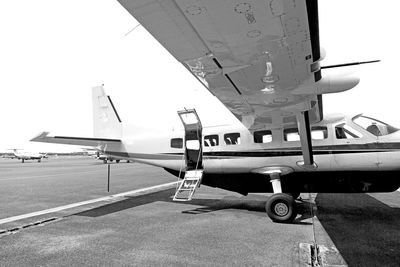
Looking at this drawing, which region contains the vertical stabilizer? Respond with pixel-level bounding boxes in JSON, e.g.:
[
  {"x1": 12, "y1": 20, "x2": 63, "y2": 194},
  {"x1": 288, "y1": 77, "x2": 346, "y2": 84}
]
[{"x1": 92, "y1": 85, "x2": 122, "y2": 139}]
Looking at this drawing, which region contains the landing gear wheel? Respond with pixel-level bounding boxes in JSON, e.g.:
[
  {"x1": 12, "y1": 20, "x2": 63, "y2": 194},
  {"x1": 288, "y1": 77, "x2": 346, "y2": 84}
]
[
  {"x1": 116, "y1": 160, "x2": 120, "y2": 163},
  {"x1": 266, "y1": 193, "x2": 297, "y2": 223}
]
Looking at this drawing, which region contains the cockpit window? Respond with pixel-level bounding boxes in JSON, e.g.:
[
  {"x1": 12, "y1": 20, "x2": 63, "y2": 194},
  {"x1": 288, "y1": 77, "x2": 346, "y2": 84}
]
[
  {"x1": 353, "y1": 115, "x2": 398, "y2": 136},
  {"x1": 335, "y1": 124, "x2": 362, "y2": 139}
]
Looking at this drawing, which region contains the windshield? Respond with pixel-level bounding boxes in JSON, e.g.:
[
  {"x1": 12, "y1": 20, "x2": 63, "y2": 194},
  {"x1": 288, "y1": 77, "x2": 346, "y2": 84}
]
[{"x1": 353, "y1": 115, "x2": 399, "y2": 136}]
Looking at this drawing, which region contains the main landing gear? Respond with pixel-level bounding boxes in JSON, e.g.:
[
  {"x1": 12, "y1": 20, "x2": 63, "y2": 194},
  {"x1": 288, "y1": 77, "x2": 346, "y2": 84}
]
[{"x1": 265, "y1": 172, "x2": 297, "y2": 223}]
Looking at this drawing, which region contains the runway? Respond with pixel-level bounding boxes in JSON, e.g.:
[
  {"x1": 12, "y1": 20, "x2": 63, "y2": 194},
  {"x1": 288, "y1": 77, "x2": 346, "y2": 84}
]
[{"x1": 0, "y1": 157, "x2": 399, "y2": 266}]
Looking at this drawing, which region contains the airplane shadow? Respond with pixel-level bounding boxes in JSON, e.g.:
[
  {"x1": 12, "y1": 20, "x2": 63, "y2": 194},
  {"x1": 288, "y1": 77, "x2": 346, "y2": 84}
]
[
  {"x1": 74, "y1": 189, "x2": 176, "y2": 217},
  {"x1": 315, "y1": 193, "x2": 400, "y2": 266},
  {"x1": 74, "y1": 189, "x2": 313, "y2": 224}
]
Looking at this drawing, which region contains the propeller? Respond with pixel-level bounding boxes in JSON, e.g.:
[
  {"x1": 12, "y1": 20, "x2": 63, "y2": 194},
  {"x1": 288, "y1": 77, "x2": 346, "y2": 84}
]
[{"x1": 321, "y1": 60, "x2": 380, "y2": 69}]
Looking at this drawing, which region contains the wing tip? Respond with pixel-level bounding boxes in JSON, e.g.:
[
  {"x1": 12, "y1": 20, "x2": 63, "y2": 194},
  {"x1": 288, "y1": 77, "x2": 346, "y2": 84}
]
[{"x1": 30, "y1": 131, "x2": 50, "y2": 142}]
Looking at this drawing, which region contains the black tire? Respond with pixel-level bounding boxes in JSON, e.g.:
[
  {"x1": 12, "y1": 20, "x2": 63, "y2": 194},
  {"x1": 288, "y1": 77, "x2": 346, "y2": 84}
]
[
  {"x1": 266, "y1": 193, "x2": 297, "y2": 223},
  {"x1": 22, "y1": 159, "x2": 24, "y2": 163},
  {"x1": 116, "y1": 160, "x2": 120, "y2": 163},
  {"x1": 290, "y1": 192, "x2": 301, "y2": 199}
]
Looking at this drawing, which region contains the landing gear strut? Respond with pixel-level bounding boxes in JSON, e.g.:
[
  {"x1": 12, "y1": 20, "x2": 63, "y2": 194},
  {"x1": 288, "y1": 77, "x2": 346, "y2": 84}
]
[{"x1": 266, "y1": 172, "x2": 297, "y2": 223}]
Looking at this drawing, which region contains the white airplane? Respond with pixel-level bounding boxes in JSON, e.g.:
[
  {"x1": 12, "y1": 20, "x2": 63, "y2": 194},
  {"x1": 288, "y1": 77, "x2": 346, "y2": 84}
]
[
  {"x1": 31, "y1": 0, "x2": 400, "y2": 223},
  {"x1": 10, "y1": 149, "x2": 47, "y2": 163},
  {"x1": 95, "y1": 152, "x2": 131, "y2": 164},
  {"x1": 83, "y1": 148, "x2": 128, "y2": 163}
]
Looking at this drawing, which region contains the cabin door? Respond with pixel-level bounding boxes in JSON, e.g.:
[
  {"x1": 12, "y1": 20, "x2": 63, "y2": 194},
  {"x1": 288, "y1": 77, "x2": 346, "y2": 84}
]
[
  {"x1": 178, "y1": 109, "x2": 203, "y2": 171},
  {"x1": 332, "y1": 123, "x2": 378, "y2": 170}
]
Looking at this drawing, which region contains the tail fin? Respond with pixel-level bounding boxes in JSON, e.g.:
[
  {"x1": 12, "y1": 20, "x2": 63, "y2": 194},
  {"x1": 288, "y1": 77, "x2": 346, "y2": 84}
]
[{"x1": 92, "y1": 85, "x2": 122, "y2": 139}]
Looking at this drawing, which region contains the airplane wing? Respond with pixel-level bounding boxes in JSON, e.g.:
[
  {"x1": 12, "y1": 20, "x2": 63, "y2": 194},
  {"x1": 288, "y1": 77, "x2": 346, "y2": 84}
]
[
  {"x1": 116, "y1": 0, "x2": 350, "y2": 131},
  {"x1": 31, "y1": 132, "x2": 122, "y2": 149}
]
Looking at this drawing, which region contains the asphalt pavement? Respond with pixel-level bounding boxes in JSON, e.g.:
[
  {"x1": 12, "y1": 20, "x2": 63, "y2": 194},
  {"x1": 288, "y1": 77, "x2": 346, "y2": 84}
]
[{"x1": 0, "y1": 157, "x2": 398, "y2": 266}]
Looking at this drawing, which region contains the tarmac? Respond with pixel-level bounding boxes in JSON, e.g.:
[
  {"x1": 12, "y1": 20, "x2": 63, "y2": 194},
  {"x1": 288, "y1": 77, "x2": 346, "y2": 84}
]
[{"x1": 0, "y1": 157, "x2": 399, "y2": 266}]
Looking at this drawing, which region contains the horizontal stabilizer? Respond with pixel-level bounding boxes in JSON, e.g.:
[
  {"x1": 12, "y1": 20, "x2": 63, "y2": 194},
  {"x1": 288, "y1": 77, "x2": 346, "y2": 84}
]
[{"x1": 31, "y1": 132, "x2": 121, "y2": 148}]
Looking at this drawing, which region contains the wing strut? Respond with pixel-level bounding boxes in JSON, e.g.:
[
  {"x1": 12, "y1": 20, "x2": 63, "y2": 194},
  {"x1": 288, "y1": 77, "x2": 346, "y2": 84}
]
[{"x1": 296, "y1": 111, "x2": 315, "y2": 167}]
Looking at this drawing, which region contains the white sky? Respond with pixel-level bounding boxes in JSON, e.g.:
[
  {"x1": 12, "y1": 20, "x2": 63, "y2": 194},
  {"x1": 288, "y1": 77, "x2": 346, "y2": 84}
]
[{"x1": 0, "y1": 0, "x2": 399, "y2": 152}]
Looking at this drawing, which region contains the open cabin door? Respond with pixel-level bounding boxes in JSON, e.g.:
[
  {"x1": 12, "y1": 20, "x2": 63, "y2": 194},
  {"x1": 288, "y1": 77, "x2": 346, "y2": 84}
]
[
  {"x1": 173, "y1": 109, "x2": 204, "y2": 201},
  {"x1": 178, "y1": 109, "x2": 203, "y2": 170}
]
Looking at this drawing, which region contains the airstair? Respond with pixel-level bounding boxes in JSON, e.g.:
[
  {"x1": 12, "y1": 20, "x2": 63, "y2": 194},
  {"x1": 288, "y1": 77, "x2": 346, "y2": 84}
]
[
  {"x1": 173, "y1": 170, "x2": 203, "y2": 201},
  {"x1": 173, "y1": 109, "x2": 203, "y2": 202}
]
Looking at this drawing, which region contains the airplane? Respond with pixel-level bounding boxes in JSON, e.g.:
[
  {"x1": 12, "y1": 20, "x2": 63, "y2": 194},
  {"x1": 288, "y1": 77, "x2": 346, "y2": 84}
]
[
  {"x1": 1, "y1": 153, "x2": 15, "y2": 159},
  {"x1": 31, "y1": 0, "x2": 400, "y2": 223},
  {"x1": 10, "y1": 149, "x2": 47, "y2": 163},
  {"x1": 83, "y1": 148, "x2": 131, "y2": 164},
  {"x1": 95, "y1": 152, "x2": 131, "y2": 164}
]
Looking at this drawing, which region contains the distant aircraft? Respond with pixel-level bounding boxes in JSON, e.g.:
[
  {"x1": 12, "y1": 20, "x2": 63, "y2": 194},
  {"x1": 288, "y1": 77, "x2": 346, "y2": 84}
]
[
  {"x1": 83, "y1": 148, "x2": 131, "y2": 164},
  {"x1": 31, "y1": 0, "x2": 400, "y2": 223},
  {"x1": 10, "y1": 149, "x2": 47, "y2": 163},
  {"x1": 95, "y1": 153, "x2": 131, "y2": 164},
  {"x1": 1, "y1": 153, "x2": 15, "y2": 159}
]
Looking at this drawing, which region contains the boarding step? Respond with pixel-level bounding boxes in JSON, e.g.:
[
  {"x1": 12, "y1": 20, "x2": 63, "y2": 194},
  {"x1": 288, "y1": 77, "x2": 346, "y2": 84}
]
[{"x1": 173, "y1": 170, "x2": 203, "y2": 201}]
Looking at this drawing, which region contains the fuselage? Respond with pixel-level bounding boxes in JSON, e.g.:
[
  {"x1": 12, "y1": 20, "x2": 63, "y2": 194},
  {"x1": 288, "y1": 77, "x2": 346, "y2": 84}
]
[
  {"x1": 106, "y1": 114, "x2": 400, "y2": 173},
  {"x1": 103, "y1": 113, "x2": 400, "y2": 194},
  {"x1": 13, "y1": 151, "x2": 45, "y2": 160}
]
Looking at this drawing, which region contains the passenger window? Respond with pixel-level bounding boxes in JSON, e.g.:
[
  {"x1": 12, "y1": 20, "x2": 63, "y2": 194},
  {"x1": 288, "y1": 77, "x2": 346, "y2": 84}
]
[
  {"x1": 335, "y1": 124, "x2": 362, "y2": 139},
  {"x1": 254, "y1": 130, "x2": 272, "y2": 143},
  {"x1": 204, "y1": 135, "x2": 219, "y2": 147},
  {"x1": 224, "y1": 133, "x2": 241, "y2": 145},
  {"x1": 170, "y1": 138, "x2": 183, "y2": 148},
  {"x1": 283, "y1": 128, "x2": 300, "y2": 142},
  {"x1": 284, "y1": 127, "x2": 328, "y2": 141},
  {"x1": 311, "y1": 126, "x2": 328, "y2": 140}
]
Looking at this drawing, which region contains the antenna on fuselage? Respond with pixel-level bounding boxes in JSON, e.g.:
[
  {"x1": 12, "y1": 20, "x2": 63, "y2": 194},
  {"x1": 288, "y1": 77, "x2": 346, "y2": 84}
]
[
  {"x1": 321, "y1": 60, "x2": 380, "y2": 69},
  {"x1": 125, "y1": 23, "x2": 141, "y2": 36}
]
